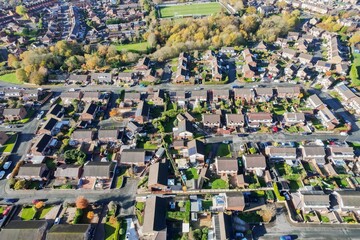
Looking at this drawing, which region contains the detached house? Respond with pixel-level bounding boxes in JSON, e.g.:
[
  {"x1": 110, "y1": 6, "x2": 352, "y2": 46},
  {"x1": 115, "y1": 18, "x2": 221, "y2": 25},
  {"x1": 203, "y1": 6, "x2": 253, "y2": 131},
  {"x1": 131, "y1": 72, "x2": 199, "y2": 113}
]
[
  {"x1": 91, "y1": 73, "x2": 112, "y2": 84},
  {"x1": 243, "y1": 154, "x2": 266, "y2": 172},
  {"x1": 215, "y1": 157, "x2": 238, "y2": 175},
  {"x1": 60, "y1": 91, "x2": 83, "y2": 105},
  {"x1": 120, "y1": 149, "x2": 147, "y2": 166},
  {"x1": 315, "y1": 60, "x2": 332, "y2": 73},
  {"x1": 148, "y1": 161, "x2": 169, "y2": 191},
  {"x1": 299, "y1": 191, "x2": 330, "y2": 213},
  {"x1": 334, "y1": 83, "x2": 357, "y2": 103},
  {"x1": 318, "y1": 107, "x2": 339, "y2": 130},
  {"x1": 187, "y1": 139, "x2": 205, "y2": 163},
  {"x1": 135, "y1": 57, "x2": 151, "y2": 71},
  {"x1": 174, "y1": 120, "x2": 194, "y2": 139},
  {"x1": 3, "y1": 107, "x2": 27, "y2": 121},
  {"x1": 308, "y1": 94, "x2": 325, "y2": 110},
  {"x1": 80, "y1": 103, "x2": 98, "y2": 122},
  {"x1": 17, "y1": 163, "x2": 49, "y2": 181},
  {"x1": 98, "y1": 129, "x2": 119, "y2": 143},
  {"x1": 283, "y1": 112, "x2": 305, "y2": 126},
  {"x1": 301, "y1": 146, "x2": 326, "y2": 165},
  {"x1": 31, "y1": 134, "x2": 55, "y2": 156},
  {"x1": 282, "y1": 48, "x2": 297, "y2": 60},
  {"x1": 247, "y1": 112, "x2": 273, "y2": 127},
  {"x1": 48, "y1": 104, "x2": 64, "y2": 120},
  {"x1": 71, "y1": 129, "x2": 94, "y2": 143},
  {"x1": 175, "y1": 52, "x2": 191, "y2": 83},
  {"x1": 38, "y1": 117, "x2": 59, "y2": 136}
]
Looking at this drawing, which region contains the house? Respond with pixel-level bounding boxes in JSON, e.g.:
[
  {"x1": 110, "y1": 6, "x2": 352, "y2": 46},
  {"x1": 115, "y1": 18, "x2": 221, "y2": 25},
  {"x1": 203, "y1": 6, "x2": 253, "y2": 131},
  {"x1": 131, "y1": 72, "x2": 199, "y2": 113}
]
[
  {"x1": 300, "y1": 191, "x2": 330, "y2": 212},
  {"x1": 301, "y1": 146, "x2": 326, "y2": 165},
  {"x1": 349, "y1": 97, "x2": 360, "y2": 114},
  {"x1": 287, "y1": 32, "x2": 300, "y2": 41},
  {"x1": 282, "y1": 48, "x2": 297, "y2": 60},
  {"x1": 83, "y1": 161, "x2": 114, "y2": 179},
  {"x1": 233, "y1": 88, "x2": 254, "y2": 102},
  {"x1": 0, "y1": 220, "x2": 48, "y2": 240},
  {"x1": 255, "y1": 87, "x2": 273, "y2": 102},
  {"x1": 71, "y1": 129, "x2": 94, "y2": 143},
  {"x1": 334, "y1": 83, "x2": 357, "y2": 103},
  {"x1": 169, "y1": 91, "x2": 189, "y2": 107},
  {"x1": 174, "y1": 52, "x2": 190, "y2": 83},
  {"x1": 47, "y1": 224, "x2": 92, "y2": 240},
  {"x1": 148, "y1": 160, "x2": 169, "y2": 191},
  {"x1": 98, "y1": 129, "x2": 119, "y2": 143},
  {"x1": 82, "y1": 91, "x2": 102, "y2": 103},
  {"x1": 255, "y1": 41, "x2": 267, "y2": 51},
  {"x1": 124, "y1": 92, "x2": 142, "y2": 104},
  {"x1": 327, "y1": 146, "x2": 354, "y2": 163},
  {"x1": 31, "y1": 134, "x2": 55, "y2": 156},
  {"x1": 318, "y1": 76, "x2": 335, "y2": 89},
  {"x1": 135, "y1": 101, "x2": 149, "y2": 124},
  {"x1": 23, "y1": 89, "x2": 42, "y2": 102},
  {"x1": 68, "y1": 74, "x2": 89, "y2": 84},
  {"x1": 212, "y1": 89, "x2": 230, "y2": 102},
  {"x1": 190, "y1": 90, "x2": 208, "y2": 102},
  {"x1": 267, "y1": 63, "x2": 281, "y2": 78},
  {"x1": 283, "y1": 112, "x2": 305, "y2": 126},
  {"x1": 318, "y1": 107, "x2": 339, "y2": 130},
  {"x1": 308, "y1": 94, "x2": 325, "y2": 110},
  {"x1": 135, "y1": 57, "x2": 151, "y2": 71},
  {"x1": 47, "y1": 104, "x2": 64, "y2": 120},
  {"x1": 203, "y1": 114, "x2": 221, "y2": 129},
  {"x1": 298, "y1": 53, "x2": 313, "y2": 64},
  {"x1": 334, "y1": 190, "x2": 360, "y2": 212},
  {"x1": 17, "y1": 163, "x2": 49, "y2": 180},
  {"x1": 315, "y1": 60, "x2": 332, "y2": 73},
  {"x1": 215, "y1": 157, "x2": 238, "y2": 175},
  {"x1": 265, "y1": 146, "x2": 297, "y2": 162},
  {"x1": 3, "y1": 107, "x2": 27, "y2": 121},
  {"x1": 0, "y1": 131, "x2": 9, "y2": 146},
  {"x1": 174, "y1": 120, "x2": 194, "y2": 139},
  {"x1": 54, "y1": 164, "x2": 82, "y2": 179},
  {"x1": 152, "y1": 90, "x2": 165, "y2": 106},
  {"x1": 285, "y1": 64, "x2": 298, "y2": 77},
  {"x1": 187, "y1": 139, "x2": 205, "y2": 163},
  {"x1": 143, "y1": 196, "x2": 167, "y2": 239},
  {"x1": 336, "y1": 63, "x2": 349, "y2": 75},
  {"x1": 91, "y1": 72, "x2": 112, "y2": 84},
  {"x1": 80, "y1": 103, "x2": 98, "y2": 122},
  {"x1": 242, "y1": 64, "x2": 255, "y2": 78},
  {"x1": 143, "y1": 68, "x2": 158, "y2": 83},
  {"x1": 225, "y1": 192, "x2": 245, "y2": 211},
  {"x1": 60, "y1": 91, "x2": 83, "y2": 105},
  {"x1": 38, "y1": 117, "x2": 59, "y2": 135},
  {"x1": 126, "y1": 121, "x2": 143, "y2": 135},
  {"x1": 118, "y1": 72, "x2": 136, "y2": 83},
  {"x1": 243, "y1": 154, "x2": 266, "y2": 172},
  {"x1": 276, "y1": 86, "x2": 301, "y2": 99},
  {"x1": 225, "y1": 114, "x2": 245, "y2": 128},
  {"x1": 120, "y1": 149, "x2": 147, "y2": 165},
  {"x1": 247, "y1": 112, "x2": 273, "y2": 127}
]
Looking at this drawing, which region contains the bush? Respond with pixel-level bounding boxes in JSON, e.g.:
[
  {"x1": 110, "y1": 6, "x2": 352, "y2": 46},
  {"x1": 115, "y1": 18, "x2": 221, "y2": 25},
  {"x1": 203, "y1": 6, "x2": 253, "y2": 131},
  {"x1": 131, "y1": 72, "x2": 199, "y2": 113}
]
[{"x1": 64, "y1": 149, "x2": 86, "y2": 165}]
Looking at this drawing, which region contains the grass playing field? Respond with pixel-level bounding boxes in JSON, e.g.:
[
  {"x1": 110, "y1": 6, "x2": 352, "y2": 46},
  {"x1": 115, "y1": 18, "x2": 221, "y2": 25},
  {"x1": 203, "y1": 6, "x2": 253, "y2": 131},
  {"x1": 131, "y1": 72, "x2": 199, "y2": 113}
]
[{"x1": 159, "y1": 2, "x2": 222, "y2": 18}]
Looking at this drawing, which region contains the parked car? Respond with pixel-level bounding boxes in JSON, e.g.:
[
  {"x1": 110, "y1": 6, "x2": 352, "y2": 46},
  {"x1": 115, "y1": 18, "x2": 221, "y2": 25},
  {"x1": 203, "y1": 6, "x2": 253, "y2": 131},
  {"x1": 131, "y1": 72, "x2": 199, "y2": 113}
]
[
  {"x1": 0, "y1": 171, "x2": 5, "y2": 179},
  {"x1": 3, "y1": 161, "x2": 12, "y2": 170}
]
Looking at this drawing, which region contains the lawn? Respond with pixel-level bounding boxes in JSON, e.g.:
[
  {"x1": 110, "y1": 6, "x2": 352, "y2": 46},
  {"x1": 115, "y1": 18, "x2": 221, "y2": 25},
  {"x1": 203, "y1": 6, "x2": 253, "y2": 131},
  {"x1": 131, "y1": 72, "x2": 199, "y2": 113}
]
[
  {"x1": 216, "y1": 143, "x2": 231, "y2": 157},
  {"x1": 159, "y1": 2, "x2": 222, "y2": 18},
  {"x1": 21, "y1": 207, "x2": 35, "y2": 220},
  {"x1": 105, "y1": 220, "x2": 120, "y2": 240},
  {"x1": 113, "y1": 42, "x2": 149, "y2": 53},
  {"x1": 39, "y1": 206, "x2": 52, "y2": 219},
  {"x1": 116, "y1": 175, "x2": 124, "y2": 188},
  {"x1": 272, "y1": 104, "x2": 286, "y2": 115},
  {"x1": 274, "y1": 163, "x2": 286, "y2": 176},
  {"x1": 185, "y1": 168, "x2": 199, "y2": 180},
  {"x1": 320, "y1": 215, "x2": 330, "y2": 223},
  {"x1": 135, "y1": 202, "x2": 145, "y2": 211},
  {"x1": 289, "y1": 180, "x2": 302, "y2": 191},
  {"x1": 0, "y1": 72, "x2": 22, "y2": 84},
  {"x1": 350, "y1": 53, "x2": 360, "y2": 87},
  {"x1": 343, "y1": 215, "x2": 357, "y2": 223},
  {"x1": 211, "y1": 179, "x2": 229, "y2": 189},
  {"x1": 143, "y1": 141, "x2": 158, "y2": 150},
  {"x1": 0, "y1": 134, "x2": 17, "y2": 154}
]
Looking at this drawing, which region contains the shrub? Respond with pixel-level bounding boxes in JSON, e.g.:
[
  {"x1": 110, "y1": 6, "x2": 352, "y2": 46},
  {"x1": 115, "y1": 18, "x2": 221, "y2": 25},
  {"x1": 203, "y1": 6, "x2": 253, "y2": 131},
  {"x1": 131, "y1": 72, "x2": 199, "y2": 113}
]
[
  {"x1": 64, "y1": 149, "x2": 86, "y2": 165},
  {"x1": 75, "y1": 196, "x2": 89, "y2": 209}
]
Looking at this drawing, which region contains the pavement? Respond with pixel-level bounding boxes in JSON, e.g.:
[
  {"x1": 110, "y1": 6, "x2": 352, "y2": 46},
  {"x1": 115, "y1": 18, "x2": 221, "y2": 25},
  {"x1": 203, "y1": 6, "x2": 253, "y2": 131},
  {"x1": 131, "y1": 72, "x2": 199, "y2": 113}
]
[{"x1": 253, "y1": 207, "x2": 360, "y2": 240}]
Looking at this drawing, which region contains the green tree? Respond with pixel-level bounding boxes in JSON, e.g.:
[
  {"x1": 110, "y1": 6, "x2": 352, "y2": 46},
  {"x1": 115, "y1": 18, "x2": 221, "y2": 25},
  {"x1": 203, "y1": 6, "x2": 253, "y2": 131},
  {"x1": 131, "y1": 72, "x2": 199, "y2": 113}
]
[
  {"x1": 15, "y1": 5, "x2": 27, "y2": 16},
  {"x1": 16, "y1": 68, "x2": 28, "y2": 83},
  {"x1": 14, "y1": 179, "x2": 26, "y2": 190}
]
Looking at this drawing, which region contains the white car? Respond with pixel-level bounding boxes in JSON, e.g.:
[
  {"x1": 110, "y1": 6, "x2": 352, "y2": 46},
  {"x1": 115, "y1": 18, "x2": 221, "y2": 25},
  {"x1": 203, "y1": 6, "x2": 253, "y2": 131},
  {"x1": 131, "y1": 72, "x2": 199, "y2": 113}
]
[
  {"x1": 3, "y1": 161, "x2": 12, "y2": 170},
  {"x1": 6, "y1": 173, "x2": 12, "y2": 179},
  {"x1": 0, "y1": 171, "x2": 5, "y2": 179},
  {"x1": 37, "y1": 111, "x2": 44, "y2": 120}
]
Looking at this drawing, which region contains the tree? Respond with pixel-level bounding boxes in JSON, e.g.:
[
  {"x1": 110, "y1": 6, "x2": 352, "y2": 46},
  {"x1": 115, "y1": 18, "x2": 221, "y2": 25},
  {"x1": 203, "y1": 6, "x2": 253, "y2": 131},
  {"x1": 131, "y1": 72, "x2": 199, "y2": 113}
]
[
  {"x1": 15, "y1": 68, "x2": 28, "y2": 83},
  {"x1": 29, "y1": 70, "x2": 46, "y2": 85},
  {"x1": 75, "y1": 196, "x2": 89, "y2": 209},
  {"x1": 87, "y1": 211, "x2": 95, "y2": 220},
  {"x1": 258, "y1": 204, "x2": 276, "y2": 222},
  {"x1": 8, "y1": 54, "x2": 19, "y2": 68},
  {"x1": 147, "y1": 33, "x2": 157, "y2": 48},
  {"x1": 35, "y1": 201, "x2": 45, "y2": 210},
  {"x1": 14, "y1": 179, "x2": 26, "y2": 190},
  {"x1": 349, "y1": 32, "x2": 360, "y2": 45},
  {"x1": 109, "y1": 108, "x2": 120, "y2": 117},
  {"x1": 15, "y1": 5, "x2": 27, "y2": 16}
]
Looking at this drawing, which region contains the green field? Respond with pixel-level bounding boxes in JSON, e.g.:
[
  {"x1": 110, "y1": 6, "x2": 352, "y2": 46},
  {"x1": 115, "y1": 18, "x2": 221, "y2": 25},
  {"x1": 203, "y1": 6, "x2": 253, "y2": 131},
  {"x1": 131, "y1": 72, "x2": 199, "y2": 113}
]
[
  {"x1": 0, "y1": 72, "x2": 22, "y2": 84},
  {"x1": 113, "y1": 42, "x2": 149, "y2": 53},
  {"x1": 159, "y1": 2, "x2": 222, "y2": 18}
]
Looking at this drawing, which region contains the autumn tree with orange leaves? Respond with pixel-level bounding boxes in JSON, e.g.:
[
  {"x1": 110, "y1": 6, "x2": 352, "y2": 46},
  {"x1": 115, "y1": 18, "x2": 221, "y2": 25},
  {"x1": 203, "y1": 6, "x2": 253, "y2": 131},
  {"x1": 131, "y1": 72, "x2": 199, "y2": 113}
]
[{"x1": 76, "y1": 196, "x2": 89, "y2": 209}]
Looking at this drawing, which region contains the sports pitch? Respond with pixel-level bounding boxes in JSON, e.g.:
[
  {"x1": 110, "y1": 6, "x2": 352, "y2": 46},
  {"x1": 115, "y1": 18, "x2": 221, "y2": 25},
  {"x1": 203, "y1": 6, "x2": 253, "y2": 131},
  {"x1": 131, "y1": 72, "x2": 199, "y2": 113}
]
[{"x1": 159, "y1": 2, "x2": 222, "y2": 18}]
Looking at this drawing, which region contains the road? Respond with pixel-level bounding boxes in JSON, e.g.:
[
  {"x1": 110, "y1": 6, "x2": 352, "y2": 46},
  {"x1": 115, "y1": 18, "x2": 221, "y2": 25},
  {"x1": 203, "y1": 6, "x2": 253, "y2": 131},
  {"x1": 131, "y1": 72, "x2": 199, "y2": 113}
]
[{"x1": 253, "y1": 208, "x2": 360, "y2": 240}]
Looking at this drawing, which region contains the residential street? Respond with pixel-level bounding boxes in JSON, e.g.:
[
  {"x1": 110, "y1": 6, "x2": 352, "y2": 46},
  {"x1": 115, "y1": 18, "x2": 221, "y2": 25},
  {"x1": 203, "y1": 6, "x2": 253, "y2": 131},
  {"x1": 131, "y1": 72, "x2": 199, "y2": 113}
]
[{"x1": 253, "y1": 207, "x2": 360, "y2": 240}]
